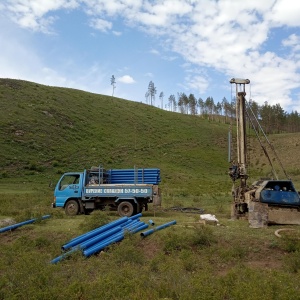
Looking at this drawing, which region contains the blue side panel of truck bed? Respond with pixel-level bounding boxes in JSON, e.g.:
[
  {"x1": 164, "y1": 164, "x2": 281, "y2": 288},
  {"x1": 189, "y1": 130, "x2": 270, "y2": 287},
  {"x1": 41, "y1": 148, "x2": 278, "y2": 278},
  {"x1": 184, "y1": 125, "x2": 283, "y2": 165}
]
[{"x1": 106, "y1": 168, "x2": 161, "y2": 184}]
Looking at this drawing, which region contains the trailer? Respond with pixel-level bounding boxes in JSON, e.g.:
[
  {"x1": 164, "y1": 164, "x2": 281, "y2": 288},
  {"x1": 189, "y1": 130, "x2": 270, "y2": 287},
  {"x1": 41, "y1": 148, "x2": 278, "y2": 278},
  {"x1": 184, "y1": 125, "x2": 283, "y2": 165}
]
[{"x1": 52, "y1": 166, "x2": 161, "y2": 217}]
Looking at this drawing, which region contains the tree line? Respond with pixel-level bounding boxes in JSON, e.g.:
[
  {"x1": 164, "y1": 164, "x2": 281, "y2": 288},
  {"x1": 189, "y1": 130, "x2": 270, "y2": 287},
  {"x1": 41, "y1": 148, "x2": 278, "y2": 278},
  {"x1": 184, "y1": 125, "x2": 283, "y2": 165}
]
[
  {"x1": 144, "y1": 81, "x2": 300, "y2": 134},
  {"x1": 111, "y1": 78, "x2": 300, "y2": 134}
]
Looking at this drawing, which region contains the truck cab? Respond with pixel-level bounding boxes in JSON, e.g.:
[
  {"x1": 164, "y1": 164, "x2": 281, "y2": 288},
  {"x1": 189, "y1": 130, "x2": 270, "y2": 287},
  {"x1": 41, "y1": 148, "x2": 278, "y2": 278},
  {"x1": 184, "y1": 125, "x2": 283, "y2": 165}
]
[{"x1": 52, "y1": 172, "x2": 84, "y2": 215}]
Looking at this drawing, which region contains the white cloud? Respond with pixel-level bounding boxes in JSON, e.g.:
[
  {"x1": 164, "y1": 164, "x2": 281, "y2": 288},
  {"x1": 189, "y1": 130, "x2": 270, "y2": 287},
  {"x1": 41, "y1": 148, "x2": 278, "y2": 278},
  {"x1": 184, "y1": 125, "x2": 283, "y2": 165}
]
[
  {"x1": 3, "y1": 0, "x2": 79, "y2": 32},
  {"x1": 144, "y1": 72, "x2": 153, "y2": 78},
  {"x1": 117, "y1": 75, "x2": 135, "y2": 84},
  {"x1": 282, "y1": 34, "x2": 300, "y2": 53},
  {"x1": 150, "y1": 49, "x2": 160, "y2": 55},
  {"x1": 112, "y1": 30, "x2": 122, "y2": 36},
  {"x1": 162, "y1": 55, "x2": 178, "y2": 61},
  {"x1": 89, "y1": 18, "x2": 112, "y2": 32},
  {"x1": 185, "y1": 75, "x2": 209, "y2": 94},
  {"x1": 149, "y1": 49, "x2": 177, "y2": 61},
  {"x1": 268, "y1": 0, "x2": 300, "y2": 27}
]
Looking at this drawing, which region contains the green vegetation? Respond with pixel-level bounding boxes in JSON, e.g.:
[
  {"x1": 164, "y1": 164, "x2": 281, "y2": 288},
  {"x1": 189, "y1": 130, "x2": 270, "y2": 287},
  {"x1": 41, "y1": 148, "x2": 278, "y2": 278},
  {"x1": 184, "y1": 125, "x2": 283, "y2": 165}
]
[
  {"x1": 0, "y1": 78, "x2": 230, "y2": 194},
  {"x1": 1, "y1": 79, "x2": 300, "y2": 299}
]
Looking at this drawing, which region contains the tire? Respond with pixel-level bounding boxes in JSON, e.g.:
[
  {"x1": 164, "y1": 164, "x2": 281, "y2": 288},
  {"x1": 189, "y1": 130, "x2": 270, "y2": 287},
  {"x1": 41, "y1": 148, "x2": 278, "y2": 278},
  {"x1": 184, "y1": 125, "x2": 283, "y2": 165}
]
[
  {"x1": 65, "y1": 200, "x2": 79, "y2": 216},
  {"x1": 117, "y1": 201, "x2": 134, "y2": 217}
]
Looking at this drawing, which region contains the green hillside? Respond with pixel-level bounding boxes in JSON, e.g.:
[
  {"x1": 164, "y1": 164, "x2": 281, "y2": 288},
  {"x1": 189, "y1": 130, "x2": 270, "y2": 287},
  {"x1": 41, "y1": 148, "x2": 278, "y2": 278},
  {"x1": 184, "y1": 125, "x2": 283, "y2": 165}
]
[
  {"x1": 0, "y1": 78, "x2": 232, "y2": 195},
  {"x1": 2, "y1": 78, "x2": 300, "y2": 194}
]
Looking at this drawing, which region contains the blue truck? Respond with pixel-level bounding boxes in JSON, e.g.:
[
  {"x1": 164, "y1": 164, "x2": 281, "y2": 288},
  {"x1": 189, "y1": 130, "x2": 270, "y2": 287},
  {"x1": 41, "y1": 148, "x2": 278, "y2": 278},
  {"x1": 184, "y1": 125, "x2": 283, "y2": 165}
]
[{"x1": 52, "y1": 166, "x2": 161, "y2": 217}]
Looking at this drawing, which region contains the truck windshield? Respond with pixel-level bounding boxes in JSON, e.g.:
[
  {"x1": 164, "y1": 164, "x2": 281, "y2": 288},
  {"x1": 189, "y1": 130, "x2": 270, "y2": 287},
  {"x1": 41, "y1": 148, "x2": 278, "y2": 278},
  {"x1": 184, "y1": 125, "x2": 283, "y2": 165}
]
[{"x1": 59, "y1": 174, "x2": 80, "y2": 191}]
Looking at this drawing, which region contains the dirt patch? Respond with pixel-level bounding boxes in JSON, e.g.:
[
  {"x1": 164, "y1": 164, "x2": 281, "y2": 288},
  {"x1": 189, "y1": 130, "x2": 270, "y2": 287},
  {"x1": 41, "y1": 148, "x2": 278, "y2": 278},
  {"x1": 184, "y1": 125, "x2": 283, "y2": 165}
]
[{"x1": 139, "y1": 237, "x2": 162, "y2": 259}]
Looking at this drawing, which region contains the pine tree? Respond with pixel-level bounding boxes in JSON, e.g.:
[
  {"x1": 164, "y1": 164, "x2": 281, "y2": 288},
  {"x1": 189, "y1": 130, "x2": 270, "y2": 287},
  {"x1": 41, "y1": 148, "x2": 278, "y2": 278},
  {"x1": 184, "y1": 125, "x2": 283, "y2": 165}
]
[
  {"x1": 110, "y1": 75, "x2": 116, "y2": 96},
  {"x1": 159, "y1": 92, "x2": 164, "y2": 109},
  {"x1": 148, "y1": 81, "x2": 157, "y2": 106}
]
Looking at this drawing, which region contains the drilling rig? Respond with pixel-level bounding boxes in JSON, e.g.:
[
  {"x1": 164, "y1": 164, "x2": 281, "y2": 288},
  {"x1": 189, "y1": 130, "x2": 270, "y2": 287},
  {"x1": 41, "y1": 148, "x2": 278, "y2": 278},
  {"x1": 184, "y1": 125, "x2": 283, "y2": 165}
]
[{"x1": 228, "y1": 78, "x2": 300, "y2": 228}]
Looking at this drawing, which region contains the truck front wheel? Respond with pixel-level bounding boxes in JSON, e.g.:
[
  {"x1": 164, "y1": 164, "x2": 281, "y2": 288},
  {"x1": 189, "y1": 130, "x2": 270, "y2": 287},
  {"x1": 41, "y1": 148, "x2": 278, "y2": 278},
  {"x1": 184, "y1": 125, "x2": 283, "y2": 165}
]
[
  {"x1": 65, "y1": 200, "x2": 79, "y2": 216},
  {"x1": 117, "y1": 201, "x2": 134, "y2": 217}
]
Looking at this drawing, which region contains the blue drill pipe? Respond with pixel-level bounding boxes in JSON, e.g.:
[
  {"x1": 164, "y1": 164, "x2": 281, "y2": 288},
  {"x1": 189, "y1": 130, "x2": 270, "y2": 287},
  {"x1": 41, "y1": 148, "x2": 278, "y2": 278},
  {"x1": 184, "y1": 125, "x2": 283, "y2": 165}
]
[
  {"x1": 155, "y1": 220, "x2": 176, "y2": 231},
  {"x1": 83, "y1": 231, "x2": 124, "y2": 257},
  {"x1": 140, "y1": 220, "x2": 176, "y2": 237},
  {"x1": 148, "y1": 219, "x2": 155, "y2": 226},
  {"x1": 52, "y1": 214, "x2": 145, "y2": 263},
  {"x1": 0, "y1": 215, "x2": 51, "y2": 233},
  {"x1": 122, "y1": 219, "x2": 140, "y2": 231},
  {"x1": 68, "y1": 214, "x2": 140, "y2": 245},
  {"x1": 78, "y1": 226, "x2": 122, "y2": 250},
  {"x1": 120, "y1": 219, "x2": 135, "y2": 229},
  {"x1": 83, "y1": 221, "x2": 146, "y2": 257},
  {"x1": 141, "y1": 228, "x2": 154, "y2": 237},
  {"x1": 62, "y1": 217, "x2": 128, "y2": 251},
  {"x1": 69, "y1": 216, "x2": 128, "y2": 242},
  {"x1": 130, "y1": 223, "x2": 149, "y2": 234},
  {"x1": 51, "y1": 247, "x2": 79, "y2": 264},
  {"x1": 129, "y1": 213, "x2": 142, "y2": 220},
  {"x1": 51, "y1": 226, "x2": 124, "y2": 264},
  {"x1": 125, "y1": 221, "x2": 145, "y2": 232}
]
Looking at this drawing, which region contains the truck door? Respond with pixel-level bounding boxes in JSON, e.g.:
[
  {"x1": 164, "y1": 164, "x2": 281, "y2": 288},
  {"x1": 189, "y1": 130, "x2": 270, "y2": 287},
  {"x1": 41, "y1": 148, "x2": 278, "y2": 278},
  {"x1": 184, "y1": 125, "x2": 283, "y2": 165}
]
[{"x1": 54, "y1": 173, "x2": 82, "y2": 207}]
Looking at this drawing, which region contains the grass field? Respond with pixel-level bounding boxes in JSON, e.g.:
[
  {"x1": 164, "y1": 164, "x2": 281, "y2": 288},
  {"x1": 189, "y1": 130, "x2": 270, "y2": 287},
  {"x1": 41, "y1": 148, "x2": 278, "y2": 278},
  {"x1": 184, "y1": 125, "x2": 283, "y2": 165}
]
[
  {"x1": 1, "y1": 79, "x2": 300, "y2": 299},
  {"x1": 1, "y1": 192, "x2": 300, "y2": 299}
]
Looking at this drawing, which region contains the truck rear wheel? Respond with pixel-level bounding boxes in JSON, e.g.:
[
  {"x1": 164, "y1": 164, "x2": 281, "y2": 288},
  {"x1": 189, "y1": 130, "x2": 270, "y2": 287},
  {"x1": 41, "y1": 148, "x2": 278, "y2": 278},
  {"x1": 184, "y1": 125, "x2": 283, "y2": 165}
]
[
  {"x1": 65, "y1": 200, "x2": 79, "y2": 216},
  {"x1": 117, "y1": 201, "x2": 134, "y2": 217}
]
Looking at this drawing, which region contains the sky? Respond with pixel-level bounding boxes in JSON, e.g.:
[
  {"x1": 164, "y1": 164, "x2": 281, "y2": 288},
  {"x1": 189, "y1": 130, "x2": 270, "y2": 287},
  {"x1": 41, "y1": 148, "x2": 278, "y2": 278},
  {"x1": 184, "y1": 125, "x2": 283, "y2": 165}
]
[{"x1": 1, "y1": 0, "x2": 300, "y2": 112}]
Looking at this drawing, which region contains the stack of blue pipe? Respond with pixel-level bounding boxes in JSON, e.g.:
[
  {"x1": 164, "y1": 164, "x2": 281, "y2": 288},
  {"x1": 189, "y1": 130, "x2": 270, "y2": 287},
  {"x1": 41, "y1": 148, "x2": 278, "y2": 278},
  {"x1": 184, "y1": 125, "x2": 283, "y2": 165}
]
[
  {"x1": 51, "y1": 213, "x2": 148, "y2": 264},
  {"x1": 106, "y1": 168, "x2": 161, "y2": 185}
]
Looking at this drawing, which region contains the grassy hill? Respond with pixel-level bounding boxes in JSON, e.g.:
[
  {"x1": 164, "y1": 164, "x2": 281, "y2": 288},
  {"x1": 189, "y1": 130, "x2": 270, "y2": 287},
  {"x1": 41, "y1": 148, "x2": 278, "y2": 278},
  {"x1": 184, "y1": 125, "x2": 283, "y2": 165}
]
[
  {"x1": 1, "y1": 79, "x2": 300, "y2": 299},
  {"x1": 0, "y1": 78, "x2": 232, "y2": 194},
  {"x1": 2, "y1": 78, "x2": 300, "y2": 188},
  {"x1": 2, "y1": 77, "x2": 300, "y2": 204}
]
